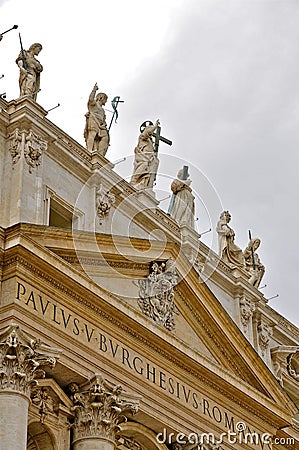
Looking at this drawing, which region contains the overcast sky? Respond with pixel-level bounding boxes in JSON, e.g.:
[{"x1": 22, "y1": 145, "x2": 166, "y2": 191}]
[{"x1": 1, "y1": 0, "x2": 298, "y2": 327}]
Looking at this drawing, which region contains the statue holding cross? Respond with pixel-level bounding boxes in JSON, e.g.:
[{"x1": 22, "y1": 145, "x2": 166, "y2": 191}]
[{"x1": 130, "y1": 119, "x2": 172, "y2": 190}]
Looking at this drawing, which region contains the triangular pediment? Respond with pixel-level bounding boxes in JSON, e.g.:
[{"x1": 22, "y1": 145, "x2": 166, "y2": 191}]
[{"x1": 6, "y1": 224, "x2": 298, "y2": 421}]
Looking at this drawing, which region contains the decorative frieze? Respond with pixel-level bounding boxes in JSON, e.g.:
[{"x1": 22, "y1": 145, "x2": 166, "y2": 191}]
[
  {"x1": 68, "y1": 373, "x2": 139, "y2": 442},
  {"x1": 96, "y1": 184, "x2": 115, "y2": 224},
  {"x1": 137, "y1": 258, "x2": 179, "y2": 331},
  {"x1": 0, "y1": 323, "x2": 60, "y2": 397},
  {"x1": 8, "y1": 128, "x2": 47, "y2": 173}
]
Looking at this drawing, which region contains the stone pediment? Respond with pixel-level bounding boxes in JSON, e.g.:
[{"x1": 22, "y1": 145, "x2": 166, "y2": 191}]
[{"x1": 3, "y1": 224, "x2": 298, "y2": 424}]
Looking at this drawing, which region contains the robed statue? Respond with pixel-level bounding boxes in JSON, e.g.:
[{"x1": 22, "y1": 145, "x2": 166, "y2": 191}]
[
  {"x1": 216, "y1": 211, "x2": 244, "y2": 267},
  {"x1": 244, "y1": 238, "x2": 265, "y2": 287},
  {"x1": 16, "y1": 43, "x2": 43, "y2": 101},
  {"x1": 130, "y1": 120, "x2": 160, "y2": 190},
  {"x1": 170, "y1": 168, "x2": 195, "y2": 228}
]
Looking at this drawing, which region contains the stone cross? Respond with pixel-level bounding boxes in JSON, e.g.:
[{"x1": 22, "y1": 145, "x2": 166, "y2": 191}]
[{"x1": 139, "y1": 120, "x2": 172, "y2": 153}]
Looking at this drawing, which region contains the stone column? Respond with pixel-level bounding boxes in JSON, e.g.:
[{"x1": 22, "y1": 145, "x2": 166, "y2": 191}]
[
  {"x1": 69, "y1": 373, "x2": 140, "y2": 450},
  {"x1": 0, "y1": 323, "x2": 61, "y2": 450}
]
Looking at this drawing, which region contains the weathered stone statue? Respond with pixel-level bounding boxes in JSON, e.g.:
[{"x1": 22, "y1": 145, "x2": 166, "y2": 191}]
[
  {"x1": 216, "y1": 211, "x2": 244, "y2": 267},
  {"x1": 16, "y1": 43, "x2": 43, "y2": 101},
  {"x1": 244, "y1": 238, "x2": 265, "y2": 287},
  {"x1": 130, "y1": 120, "x2": 160, "y2": 190},
  {"x1": 170, "y1": 168, "x2": 195, "y2": 228},
  {"x1": 84, "y1": 83, "x2": 109, "y2": 156}
]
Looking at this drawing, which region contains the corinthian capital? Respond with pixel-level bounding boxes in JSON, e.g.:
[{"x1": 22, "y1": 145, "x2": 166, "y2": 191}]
[
  {"x1": 0, "y1": 323, "x2": 61, "y2": 396},
  {"x1": 69, "y1": 373, "x2": 140, "y2": 442}
]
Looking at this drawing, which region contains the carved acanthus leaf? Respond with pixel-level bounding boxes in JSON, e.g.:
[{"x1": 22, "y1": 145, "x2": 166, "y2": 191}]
[
  {"x1": 0, "y1": 324, "x2": 60, "y2": 396},
  {"x1": 68, "y1": 373, "x2": 140, "y2": 442}
]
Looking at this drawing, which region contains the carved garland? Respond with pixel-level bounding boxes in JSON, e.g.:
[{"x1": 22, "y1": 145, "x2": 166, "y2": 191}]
[{"x1": 8, "y1": 128, "x2": 47, "y2": 173}]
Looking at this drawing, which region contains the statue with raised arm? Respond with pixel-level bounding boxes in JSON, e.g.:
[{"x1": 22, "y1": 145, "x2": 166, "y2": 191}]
[
  {"x1": 130, "y1": 120, "x2": 160, "y2": 190},
  {"x1": 84, "y1": 83, "x2": 109, "y2": 156},
  {"x1": 216, "y1": 211, "x2": 244, "y2": 268},
  {"x1": 244, "y1": 238, "x2": 265, "y2": 287},
  {"x1": 16, "y1": 42, "x2": 43, "y2": 101},
  {"x1": 170, "y1": 168, "x2": 195, "y2": 228}
]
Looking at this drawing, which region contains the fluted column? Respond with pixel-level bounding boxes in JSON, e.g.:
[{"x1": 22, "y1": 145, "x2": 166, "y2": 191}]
[
  {"x1": 0, "y1": 324, "x2": 61, "y2": 450},
  {"x1": 69, "y1": 373, "x2": 140, "y2": 450}
]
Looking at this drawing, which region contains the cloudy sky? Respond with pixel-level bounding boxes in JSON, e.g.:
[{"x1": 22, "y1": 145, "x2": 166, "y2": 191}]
[{"x1": 1, "y1": 0, "x2": 298, "y2": 326}]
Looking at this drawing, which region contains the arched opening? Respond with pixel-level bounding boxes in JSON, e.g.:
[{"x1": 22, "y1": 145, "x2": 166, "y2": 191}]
[
  {"x1": 119, "y1": 422, "x2": 169, "y2": 450},
  {"x1": 27, "y1": 421, "x2": 56, "y2": 450}
]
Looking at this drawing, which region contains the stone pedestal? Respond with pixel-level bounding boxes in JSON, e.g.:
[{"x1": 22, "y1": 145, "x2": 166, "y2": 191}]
[
  {"x1": 73, "y1": 436, "x2": 115, "y2": 450},
  {"x1": 0, "y1": 392, "x2": 29, "y2": 450}
]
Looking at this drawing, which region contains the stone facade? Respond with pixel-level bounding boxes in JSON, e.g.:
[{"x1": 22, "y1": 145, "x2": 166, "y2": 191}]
[{"x1": 0, "y1": 96, "x2": 298, "y2": 449}]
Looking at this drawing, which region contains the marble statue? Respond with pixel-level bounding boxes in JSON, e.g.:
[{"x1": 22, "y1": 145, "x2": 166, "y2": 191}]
[
  {"x1": 130, "y1": 120, "x2": 159, "y2": 190},
  {"x1": 84, "y1": 83, "x2": 109, "y2": 156},
  {"x1": 16, "y1": 43, "x2": 43, "y2": 101},
  {"x1": 244, "y1": 238, "x2": 265, "y2": 287},
  {"x1": 170, "y1": 168, "x2": 195, "y2": 228},
  {"x1": 216, "y1": 211, "x2": 244, "y2": 267}
]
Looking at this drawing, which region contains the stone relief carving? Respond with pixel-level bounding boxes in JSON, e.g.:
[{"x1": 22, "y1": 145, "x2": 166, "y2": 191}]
[
  {"x1": 270, "y1": 346, "x2": 299, "y2": 385},
  {"x1": 137, "y1": 258, "x2": 179, "y2": 331},
  {"x1": 96, "y1": 184, "x2": 115, "y2": 224},
  {"x1": 8, "y1": 128, "x2": 22, "y2": 166},
  {"x1": 0, "y1": 323, "x2": 60, "y2": 396},
  {"x1": 31, "y1": 386, "x2": 56, "y2": 423},
  {"x1": 8, "y1": 128, "x2": 47, "y2": 172},
  {"x1": 216, "y1": 211, "x2": 244, "y2": 268},
  {"x1": 239, "y1": 297, "x2": 255, "y2": 333},
  {"x1": 287, "y1": 350, "x2": 299, "y2": 381},
  {"x1": 257, "y1": 322, "x2": 273, "y2": 356},
  {"x1": 68, "y1": 373, "x2": 139, "y2": 442},
  {"x1": 24, "y1": 130, "x2": 47, "y2": 173},
  {"x1": 244, "y1": 238, "x2": 265, "y2": 288}
]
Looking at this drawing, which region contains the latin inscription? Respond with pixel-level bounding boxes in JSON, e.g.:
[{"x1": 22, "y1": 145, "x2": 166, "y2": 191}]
[{"x1": 15, "y1": 281, "x2": 271, "y2": 446}]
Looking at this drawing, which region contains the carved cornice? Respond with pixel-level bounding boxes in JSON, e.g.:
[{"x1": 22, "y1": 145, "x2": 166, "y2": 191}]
[
  {"x1": 68, "y1": 373, "x2": 139, "y2": 442},
  {"x1": 0, "y1": 323, "x2": 61, "y2": 397}
]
